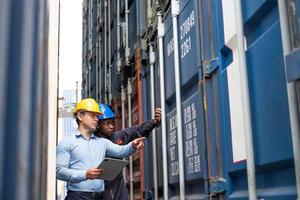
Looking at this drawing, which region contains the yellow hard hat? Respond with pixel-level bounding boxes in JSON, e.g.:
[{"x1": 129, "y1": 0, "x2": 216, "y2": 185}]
[{"x1": 74, "y1": 98, "x2": 102, "y2": 114}]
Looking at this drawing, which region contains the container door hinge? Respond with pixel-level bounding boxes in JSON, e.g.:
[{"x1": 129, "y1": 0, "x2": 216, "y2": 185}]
[
  {"x1": 203, "y1": 57, "x2": 220, "y2": 76},
  {"x1": 209, "y1": 177, "x2": 227, "y2": 194}
]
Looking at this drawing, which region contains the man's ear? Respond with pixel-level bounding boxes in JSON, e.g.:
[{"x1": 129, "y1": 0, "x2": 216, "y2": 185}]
[{"x1": 77, "y1": 112, "x2": 84, "y2": 121}]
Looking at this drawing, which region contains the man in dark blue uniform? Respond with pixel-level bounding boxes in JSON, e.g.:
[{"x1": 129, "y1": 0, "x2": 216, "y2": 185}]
[{"x1": 96, "y1": 104, "x2": 161, "y2": 200}]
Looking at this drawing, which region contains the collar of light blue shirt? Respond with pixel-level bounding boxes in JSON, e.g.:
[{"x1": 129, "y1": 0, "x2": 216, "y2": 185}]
[{"x1": 74, "y1": 130, "x2": 96, "y2": 139}]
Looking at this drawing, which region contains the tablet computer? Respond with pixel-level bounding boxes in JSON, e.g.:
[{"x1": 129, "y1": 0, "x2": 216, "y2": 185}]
[{"x1": 97, "y1": 157, "x2": 129, "y2": 181}]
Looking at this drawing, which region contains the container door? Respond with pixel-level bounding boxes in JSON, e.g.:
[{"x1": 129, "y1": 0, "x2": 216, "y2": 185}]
[
  {"x1": 285, "y1": 0, "x2": 300, "y2": 131},
  {"x1": 199, "y1": 0, "x2": 228, "y2": 198},
  {"x1": 201, "y1": 0, "x2": 297, "y2": 198},
  {"x1": 163, "y1": 0, "x2": 209, "y2": 198}
]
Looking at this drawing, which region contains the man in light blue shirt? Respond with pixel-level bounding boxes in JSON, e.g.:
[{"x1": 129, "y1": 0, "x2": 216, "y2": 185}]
[{"x1": 56, "y1": 98, "x2": 144, "y2": 200}]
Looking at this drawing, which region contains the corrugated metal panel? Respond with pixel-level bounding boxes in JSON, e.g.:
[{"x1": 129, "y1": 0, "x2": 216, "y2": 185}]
[
  {"x1": 178, "y1": 0, "x2": 201, "y2": 86},
  {"x1": 128, "y1": 0, "x2": 137, "y2": 56},
  {"x1": 97, "y1": 0, "x2": 105, "y2": 102},
  {"x1": 82, "y1": 0, "x2": 89, "y2": 98},
  {"x1": 82, "y1": 0, "x2": 99, "y2": 99},
  {"x1": 90, "y1": 0, "x2": 97, "y2": 99},
  {"x1": 204, "y1": 0, "x2": 297, "y2": 198},
  {"x1": 122, "y1": 76, "x2": 145, "y2": 200},
  {"x1": 246, "y1": 25, "x2": 292, "y2": 163},
  {"x1": 111, "y1": 62, "x2": 121, "y2": 98},
  {"x1": 163, "y1": 10, "x2": 176, "y2": 101},
  {"x1": 242, "y1": 2, "x2": 294, "y2": 197},
  {"x1": 201, "y1": 0, "x2": 239, "y2": 199},
  {"x1": 153, "y1": 48, "x2": 164, "y2": 195},
  {"x1": 284, "y1": 3, "x2": 300, "y2": 188},
  {"x1": 110, "y1": 0, "x2": 116, "y2": 26},
  {"x1": 141, "y1": 63, "x2": 154, "y2": 198},
  {"x1": 111, "y1": 20, "x2": 117, "y2": 61},
  {"x1": 0, "y1": 0, "x2": 10, "y2": 198},
  {"x1": 136, "y1": 0, "x2": 147, "y2": 36},
  {"x1": 0, "y1": 0, "x2": 49, "y2": 199},
  {"x1": 162, "y1": 0, "x2": 208, "y2": 198},
  {"x1": 82, "y1": 0, "x2": 299, "y2": 199}
]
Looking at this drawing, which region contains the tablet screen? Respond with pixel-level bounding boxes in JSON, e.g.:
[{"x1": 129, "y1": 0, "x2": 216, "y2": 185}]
[{"x1": 97, "y1": 157, "x2": 129, "y2": 181}]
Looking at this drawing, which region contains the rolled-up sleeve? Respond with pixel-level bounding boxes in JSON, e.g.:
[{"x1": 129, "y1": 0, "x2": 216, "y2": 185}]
[
  {"x1": 105, "y1": 139, "x2": 135, "y2": 158},
  {"x1": 56, "y1": 140, "x2": 86, "y2": 183}
]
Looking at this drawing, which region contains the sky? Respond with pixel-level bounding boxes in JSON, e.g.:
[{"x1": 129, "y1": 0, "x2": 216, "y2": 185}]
[{"x1": 59, "y1": 0, "x2": 82, "y2": 98}]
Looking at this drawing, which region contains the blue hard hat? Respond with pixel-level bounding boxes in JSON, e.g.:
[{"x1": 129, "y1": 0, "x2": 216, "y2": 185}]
[{"x1": 98, "y1": 103, "x2": 116, "y2": 120}]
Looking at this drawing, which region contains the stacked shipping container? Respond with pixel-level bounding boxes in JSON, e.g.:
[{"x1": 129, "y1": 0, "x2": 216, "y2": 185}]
[
  {"x1": 0, "y1": 0, "x2": 59, "y2": 199},
  {"x1": 82, "y1": 0, "x2": 300, "y2": 199}
]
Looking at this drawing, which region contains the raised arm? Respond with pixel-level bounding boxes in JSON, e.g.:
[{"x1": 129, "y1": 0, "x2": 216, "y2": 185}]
[
  {"x1": 115, "y1": 121, "x2": 152, "y2": 140},
  {"x1": 116, "y1": 108, "x2": 161, "y2": 142}
]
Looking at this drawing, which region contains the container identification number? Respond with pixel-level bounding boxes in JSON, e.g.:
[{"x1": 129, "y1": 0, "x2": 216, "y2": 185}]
[
  {"x1": 180, "y1": 10, "x2": 195, "y2": 59},
  {"x1": 169, "y1": 114, "x2": 179, "y2": 176}
]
